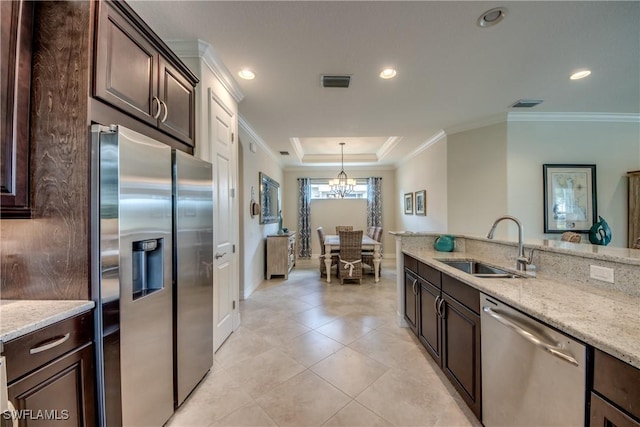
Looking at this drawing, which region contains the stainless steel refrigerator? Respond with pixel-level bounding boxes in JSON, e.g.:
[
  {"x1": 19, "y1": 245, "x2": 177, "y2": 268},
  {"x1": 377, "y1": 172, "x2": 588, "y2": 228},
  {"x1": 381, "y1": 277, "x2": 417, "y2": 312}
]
[
  {"x1": 91, "y1": 125, "x2": 213, "y2": 427},
  {"x1": 172, "y1": 150, "x2": 214, "y2": 406}
]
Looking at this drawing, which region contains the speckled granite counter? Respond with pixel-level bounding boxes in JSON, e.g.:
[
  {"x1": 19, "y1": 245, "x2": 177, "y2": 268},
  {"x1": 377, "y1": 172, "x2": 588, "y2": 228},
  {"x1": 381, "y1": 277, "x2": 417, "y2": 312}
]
[
  {"x1": 402, "y1": 246, "x2": 640, "y2": 369},
  {"x1": 0, "y1": 300, "x2": 95, "y2": 343}
]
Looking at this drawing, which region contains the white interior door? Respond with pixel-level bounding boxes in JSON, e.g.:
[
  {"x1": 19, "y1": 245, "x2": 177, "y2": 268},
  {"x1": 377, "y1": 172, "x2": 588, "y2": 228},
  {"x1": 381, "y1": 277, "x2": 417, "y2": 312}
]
[{"x1": 209, "y1": 90, "x2": 236, "y2": 351}]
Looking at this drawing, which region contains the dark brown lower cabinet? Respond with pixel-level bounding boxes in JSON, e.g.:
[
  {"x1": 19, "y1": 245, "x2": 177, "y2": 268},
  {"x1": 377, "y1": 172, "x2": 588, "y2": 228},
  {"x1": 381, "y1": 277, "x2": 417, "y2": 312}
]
[
  {"x1": 403, "y1": 254, "x2": 481, "y2": 421},
  {"x1": 441, "y1": 292, "x2": 481, "y2": 418},
  {"x1": 419, "y1": 278, "x2": 441, "y2": 364},
  {"x1": 590, "y1": 348, "x2": 640, "y2": 426},
  {"x1": 404, "y1": 268, "x2": 418, "y2": 333},
  {"x1": 5, "y1": 311, "x2": 95, "y2": 427},
  {"x1": 590, "y1": 393, "x2": 639, "y2": 427},
  {"x1": 7, "y1": 343, "x2": 95, "y2": 427}
]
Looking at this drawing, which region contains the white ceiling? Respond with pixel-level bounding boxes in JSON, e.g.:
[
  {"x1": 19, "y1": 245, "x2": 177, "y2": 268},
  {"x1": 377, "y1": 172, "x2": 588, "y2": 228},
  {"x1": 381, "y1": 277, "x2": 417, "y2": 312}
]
[{"x1": 129, "y1": 1, "x2": 640, "y2": 168}]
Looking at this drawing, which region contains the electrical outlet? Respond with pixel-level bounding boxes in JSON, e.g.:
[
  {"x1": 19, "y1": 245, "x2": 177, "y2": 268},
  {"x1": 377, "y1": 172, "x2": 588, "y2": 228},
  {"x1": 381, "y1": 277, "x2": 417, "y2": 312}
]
[{"x1": 590, "y1": 265, "x2": 614, "y2": 283}]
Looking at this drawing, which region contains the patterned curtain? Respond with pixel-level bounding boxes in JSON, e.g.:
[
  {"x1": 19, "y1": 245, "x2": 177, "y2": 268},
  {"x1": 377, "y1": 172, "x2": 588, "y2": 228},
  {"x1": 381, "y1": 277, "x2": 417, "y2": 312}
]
[
  {"x1": 297, "y1": 178, "x2": 312, "y2": 258},
  {"x1": 367, "y1": 177, "x2": 383, "y2": 228},
  {"x1": 367, "y1": 177, "x2": 383, "y2": 254}
]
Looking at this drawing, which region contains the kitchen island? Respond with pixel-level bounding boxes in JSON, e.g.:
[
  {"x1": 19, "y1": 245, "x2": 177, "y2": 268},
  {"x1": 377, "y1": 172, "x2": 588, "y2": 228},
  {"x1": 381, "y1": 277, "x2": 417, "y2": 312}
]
[
  {"x1": 391, "y1": 232, "x2": 640, "y2": 368},
  {"x1": 392, "y1": 232, "x2": 640, "y2": 425}
]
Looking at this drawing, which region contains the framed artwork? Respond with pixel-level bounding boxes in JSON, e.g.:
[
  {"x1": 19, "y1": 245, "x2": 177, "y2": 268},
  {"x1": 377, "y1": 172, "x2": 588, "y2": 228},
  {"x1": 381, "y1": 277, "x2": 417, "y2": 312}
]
[
  {"x1": 543, "y1": 164, "x2": 597, "y2": 233},
  {"x1": 404, "y1": 192, "x2": 413, "y2": 214},
  {"x1": 414, "y1": 190, "x2": 426, "y2": 216}
]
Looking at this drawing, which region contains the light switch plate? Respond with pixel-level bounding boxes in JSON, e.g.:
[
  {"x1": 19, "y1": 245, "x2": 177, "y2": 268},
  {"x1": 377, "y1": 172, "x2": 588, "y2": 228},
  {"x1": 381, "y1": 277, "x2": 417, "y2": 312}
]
[{"x1": 590, "y1": 265, "x2": 614, "y2": 283}]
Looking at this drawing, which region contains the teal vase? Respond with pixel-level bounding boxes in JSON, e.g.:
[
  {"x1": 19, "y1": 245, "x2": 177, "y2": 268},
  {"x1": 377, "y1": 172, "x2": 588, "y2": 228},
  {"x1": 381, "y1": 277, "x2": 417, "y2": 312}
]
[
  {"x1": 434, "y1": 235, "x2": 455, "y2": 252},
  {"x1": 588, "y1": 216, "x2": 612, "y2": 246}
]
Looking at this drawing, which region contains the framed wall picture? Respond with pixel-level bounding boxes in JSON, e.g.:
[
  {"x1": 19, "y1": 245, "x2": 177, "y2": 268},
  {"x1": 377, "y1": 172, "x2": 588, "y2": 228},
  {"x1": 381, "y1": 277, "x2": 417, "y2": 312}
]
[
  {"x1": 543, "y1": 164, "x2": 597, "y2": 233},
  {"x1": 415, "y1": 190, "x2": 426, "y2": 216},
  {"x1": 404, "y1": 192, "x2": 413, "y2": 214}
]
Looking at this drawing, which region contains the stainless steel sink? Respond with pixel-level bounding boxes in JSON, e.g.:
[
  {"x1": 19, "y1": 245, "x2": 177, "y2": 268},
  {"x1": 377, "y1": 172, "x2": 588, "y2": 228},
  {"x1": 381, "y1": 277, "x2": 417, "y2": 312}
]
[{"x1": 437, "y1": 259, "x2": 525, "y2": 278}]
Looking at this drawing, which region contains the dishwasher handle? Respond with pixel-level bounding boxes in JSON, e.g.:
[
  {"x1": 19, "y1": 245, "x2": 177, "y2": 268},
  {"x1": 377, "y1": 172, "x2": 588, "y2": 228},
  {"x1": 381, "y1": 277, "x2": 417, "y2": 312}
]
[{"x1": 482, "y1": 306, "x2": 579, "y2": 367}]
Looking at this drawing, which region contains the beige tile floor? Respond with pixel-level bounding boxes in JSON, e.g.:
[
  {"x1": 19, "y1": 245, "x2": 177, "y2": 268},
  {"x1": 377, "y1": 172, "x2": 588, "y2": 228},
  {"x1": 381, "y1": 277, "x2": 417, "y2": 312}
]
[{"x1": 166, "y1": 260, "x2": 482, "y2": 427}]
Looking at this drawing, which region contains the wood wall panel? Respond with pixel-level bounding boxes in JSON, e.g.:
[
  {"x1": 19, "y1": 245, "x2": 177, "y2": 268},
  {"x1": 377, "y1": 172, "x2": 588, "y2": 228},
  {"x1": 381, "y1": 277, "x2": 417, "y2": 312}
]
[{"x1": 0, "y1": 1, "x2": 93, "y2": 299}]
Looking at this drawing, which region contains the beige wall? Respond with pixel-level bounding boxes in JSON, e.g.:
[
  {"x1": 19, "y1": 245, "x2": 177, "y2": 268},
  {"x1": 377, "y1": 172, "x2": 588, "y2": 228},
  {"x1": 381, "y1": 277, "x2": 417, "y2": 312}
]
[
  {"x1": 447, "y1": 123, "x2": 509, "y2": 238},
  {"x1": 282, "y1": 168, "x2": 396, "y2": 257},
  {"x1": 507, "y1": 120, "x2": 640, "y2": 246},
  {"x1": 395, "y1": 137, "x2": 448, "y2": 233},
  {"x1": 239, "y1": 131, "x2": 283, "y2": 298}
]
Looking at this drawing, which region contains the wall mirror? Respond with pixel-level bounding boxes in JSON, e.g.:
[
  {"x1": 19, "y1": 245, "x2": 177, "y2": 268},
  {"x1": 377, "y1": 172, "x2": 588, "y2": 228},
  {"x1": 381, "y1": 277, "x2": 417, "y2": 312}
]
[{"x1": 259, "y1": 172, "x2": 280, "y2": 224}]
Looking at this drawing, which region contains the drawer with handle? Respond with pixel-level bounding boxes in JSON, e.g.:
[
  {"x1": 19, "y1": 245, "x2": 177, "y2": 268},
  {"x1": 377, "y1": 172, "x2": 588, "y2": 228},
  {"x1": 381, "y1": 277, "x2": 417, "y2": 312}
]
[{"x1": 3, "y1": 311, "x2": 93, "y2": 383}]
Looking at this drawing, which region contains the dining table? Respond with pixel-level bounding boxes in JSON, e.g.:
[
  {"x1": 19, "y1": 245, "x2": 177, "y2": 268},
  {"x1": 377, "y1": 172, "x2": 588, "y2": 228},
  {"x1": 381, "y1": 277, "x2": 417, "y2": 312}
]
[{"x1": 323, "y1": 234, "x2": 381, "y2": 283}]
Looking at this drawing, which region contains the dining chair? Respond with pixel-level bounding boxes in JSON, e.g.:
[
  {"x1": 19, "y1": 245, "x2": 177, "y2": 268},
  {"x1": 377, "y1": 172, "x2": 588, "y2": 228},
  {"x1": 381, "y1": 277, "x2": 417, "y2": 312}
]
[
  {"x1": 363, "y1": 227, "x2": 382, "y2": 275},
  {"x1": 335, "y1": 225, "x2": 353, "y2": 234},
  {"x1": 373, "y1": 226, "x2": 383, "y2": 242},
  {"x1": 338, "y1": 230, "x2": 363, "y2": 284},
  {"x1": 317, "y1": 227, "x2": 337, "y2": 277},
  {"x1": 366, "y1": 226, "x2": 376, "y2": 239},
  {"x1": 560, "y1": 232, "x2": 582, "y2": 243}
]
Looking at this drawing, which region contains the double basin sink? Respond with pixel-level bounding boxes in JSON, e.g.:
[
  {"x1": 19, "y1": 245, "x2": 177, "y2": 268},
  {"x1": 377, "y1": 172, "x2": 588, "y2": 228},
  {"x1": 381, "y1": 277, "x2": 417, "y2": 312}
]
[{"x1": 436, "y1": 259, "x2": 526, "y2": 279}]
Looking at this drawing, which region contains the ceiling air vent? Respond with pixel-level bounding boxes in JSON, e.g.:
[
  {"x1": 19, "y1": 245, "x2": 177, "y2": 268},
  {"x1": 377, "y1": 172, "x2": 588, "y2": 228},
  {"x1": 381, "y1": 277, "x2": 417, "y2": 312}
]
[
  {"x1": 321, "y1": 75, "x2": 351, "y2": 88},
  {"x1": 511, "y1": 99, "x2": 543, "y2": 108},
  {"x1": 279, "y1": 151, "x2": 290, "y2": 156}
]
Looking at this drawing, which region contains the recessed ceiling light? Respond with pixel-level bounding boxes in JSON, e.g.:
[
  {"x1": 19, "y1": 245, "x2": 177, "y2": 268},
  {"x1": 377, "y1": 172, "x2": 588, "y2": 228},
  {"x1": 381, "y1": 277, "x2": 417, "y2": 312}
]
[
  {"x1": 570, "y1": 70, "x2": 591, "y2": 80},
  {"x1": 477, "y1": 7, "x2": 507, "y2": 28},
  {"x1": 379, "y1": 68, "x2": 397, "y2": 79},
  {"x1": 238, "y1": 69, "x2": 255, "y2": 80}
]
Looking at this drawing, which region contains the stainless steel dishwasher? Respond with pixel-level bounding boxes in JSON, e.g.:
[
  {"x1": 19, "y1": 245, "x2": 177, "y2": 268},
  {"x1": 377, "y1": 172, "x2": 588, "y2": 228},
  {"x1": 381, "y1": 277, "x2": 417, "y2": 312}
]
[{"x1": 480, "y1": 293, "x2": 586, "y2": 426}]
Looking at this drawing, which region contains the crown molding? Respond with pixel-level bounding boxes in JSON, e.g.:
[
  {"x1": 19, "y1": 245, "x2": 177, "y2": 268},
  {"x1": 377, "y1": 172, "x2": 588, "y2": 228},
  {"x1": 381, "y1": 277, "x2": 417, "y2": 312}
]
[
  {"x1": 377, "y1": 136, "x2": 403, "y2": 161},
  {"x1": 167, "y1": 39, "x2": 245, "y2": 103},
  {"x1": 284, "y1": 164, "x2": 396, "y2": 172},
  {"x1": 444, "y1": 113, "x2": 507, "y2": 136},
  {"x1": 238, "y1": 115, "x2": 280, "y2": 164},
  {"x1": 507, "y1": 112, "x2": 640, "y2": 123},
  {"x1": 301, "y1": 153, "x2": 379, "y2": 164},
  {"x1": 397, "y1": 130, "x2": 446, "y2": 167},
  {"x1": 289, "y1": 137, "x2": 304, "y2": 163}
]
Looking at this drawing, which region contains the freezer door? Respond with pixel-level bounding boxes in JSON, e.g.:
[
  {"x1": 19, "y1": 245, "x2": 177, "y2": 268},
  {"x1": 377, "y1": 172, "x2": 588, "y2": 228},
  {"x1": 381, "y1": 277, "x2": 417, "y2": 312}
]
[
  {"x1": 98, "y1": 125, "x2": 174, "y2": 427},
  {"x1": 173, "y1": 150, "x2": 214, "y2": 405}
]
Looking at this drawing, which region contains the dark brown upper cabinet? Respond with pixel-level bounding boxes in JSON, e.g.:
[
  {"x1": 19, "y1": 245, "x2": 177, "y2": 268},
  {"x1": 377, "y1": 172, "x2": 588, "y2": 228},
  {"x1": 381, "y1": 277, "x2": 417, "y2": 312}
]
[
  {"x1": 94, "y1": 1, "x2": 196, "y2": 148},
  {"x1": 1, "y1": 0, "x2": 34, "y2": 218}
]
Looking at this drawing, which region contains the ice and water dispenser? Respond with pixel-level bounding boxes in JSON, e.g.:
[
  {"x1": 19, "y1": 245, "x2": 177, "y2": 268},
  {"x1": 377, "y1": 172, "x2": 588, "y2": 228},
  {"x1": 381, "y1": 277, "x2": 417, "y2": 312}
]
[{"x1": 132, "y1": 238, "x2": 164, "y2": 299}]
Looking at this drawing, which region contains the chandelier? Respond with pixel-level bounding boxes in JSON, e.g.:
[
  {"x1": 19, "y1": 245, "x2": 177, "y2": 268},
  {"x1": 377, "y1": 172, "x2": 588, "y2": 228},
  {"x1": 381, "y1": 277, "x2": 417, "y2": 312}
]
[{"x1": 329, "y1": 142, "x2": 356, "y2": 198}]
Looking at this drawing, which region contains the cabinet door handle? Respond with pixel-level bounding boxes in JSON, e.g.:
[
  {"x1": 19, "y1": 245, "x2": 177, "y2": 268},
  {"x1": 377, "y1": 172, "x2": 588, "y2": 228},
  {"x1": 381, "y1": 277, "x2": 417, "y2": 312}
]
[
  {"x1": 160, "y1": 100, "x2": 168, "y2": 123},
  {"x1": 434, "y1": 295, "x2": 440, "y2": 316},
  {"x1": 152, "y1": 96, "x2": 161, "y2": 119},
  {"x1": 29, "y1": 333, "x2": 71, "y2": 354},
  {"x1": 412, "y1": 278, "x2": 418, "y2": 296},
  {"x1": 437, "y1": 298, "x2": 446, "y2": 319}
]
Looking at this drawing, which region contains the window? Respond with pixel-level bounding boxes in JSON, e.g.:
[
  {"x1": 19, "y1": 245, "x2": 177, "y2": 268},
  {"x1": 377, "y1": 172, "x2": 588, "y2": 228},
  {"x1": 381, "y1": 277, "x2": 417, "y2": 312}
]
[{"x1": 310, "y1": 178, "x2": 368, "y2": 199}]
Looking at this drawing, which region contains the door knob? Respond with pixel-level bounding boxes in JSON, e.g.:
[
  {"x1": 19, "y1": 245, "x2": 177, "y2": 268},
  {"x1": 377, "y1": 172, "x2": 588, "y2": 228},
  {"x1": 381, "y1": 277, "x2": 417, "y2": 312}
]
[{"x1": 215, "y1": 252, "x2": 226, "y2": 259}]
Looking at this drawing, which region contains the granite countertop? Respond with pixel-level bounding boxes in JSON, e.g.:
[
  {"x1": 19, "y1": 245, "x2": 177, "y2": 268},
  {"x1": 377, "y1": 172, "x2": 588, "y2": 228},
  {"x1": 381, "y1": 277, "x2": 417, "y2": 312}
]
[
  {"x1": 0, "y1": 300, "x2": 95, "y2": 343},
  {"x1": 402, "y1": 247, "x2": 640, "y2": 370}
]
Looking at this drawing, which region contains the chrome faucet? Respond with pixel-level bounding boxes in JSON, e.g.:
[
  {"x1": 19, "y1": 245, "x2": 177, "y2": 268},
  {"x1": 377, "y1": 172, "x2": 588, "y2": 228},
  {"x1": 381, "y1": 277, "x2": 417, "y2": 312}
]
[{"x1": 487, "y1": 215, "x2": 533, "y2": 272}]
